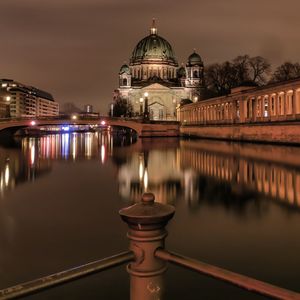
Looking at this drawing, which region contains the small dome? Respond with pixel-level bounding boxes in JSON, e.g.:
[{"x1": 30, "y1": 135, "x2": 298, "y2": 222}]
[
  {"x1": 119, "y1": 64, "x2": 130, "y2": 74},
  {"x1": 187, "y1": 51, "x2": 203, "y2": 66},
  {"x1": 180, "y1": 98, "x2": 193, "y2": 106},
  {"x1": 177, "y1": 66, "x2": 186, "y2": 78}
]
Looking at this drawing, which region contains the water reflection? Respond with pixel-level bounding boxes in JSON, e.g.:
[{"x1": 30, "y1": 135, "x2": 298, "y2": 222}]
[
  {"x1": 0, "y1": 132, "x2": 135, "y2": 198},
  {"x1": 0, "y1": 133, "x2": 300, "y2": 298},
  {"x1": 114, "y1": 139, "x2": 300, "y2": 213},
  {"x1": 0, "y1": 133, "x2": 300, "y2": 213}
]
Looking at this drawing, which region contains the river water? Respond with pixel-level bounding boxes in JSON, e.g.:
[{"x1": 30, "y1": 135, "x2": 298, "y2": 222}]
[{"x1": 0, "y1": 131, "x2": 299, "y2": 299}]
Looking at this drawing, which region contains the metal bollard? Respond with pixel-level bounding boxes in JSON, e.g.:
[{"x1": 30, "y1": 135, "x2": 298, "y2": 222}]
[{"x1": 119, "y1": 193, "x2": 175, "y2": 300}]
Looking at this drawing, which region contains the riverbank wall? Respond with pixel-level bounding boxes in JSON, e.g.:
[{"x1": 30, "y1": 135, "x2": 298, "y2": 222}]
[{"x1": 180, "y1": 121, "x2": 300, "y2": 145}]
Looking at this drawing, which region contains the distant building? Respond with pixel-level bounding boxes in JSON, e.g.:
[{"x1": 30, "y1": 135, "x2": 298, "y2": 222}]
[
  {"x1": 0, "y1": 79, "x2": 59, "y2": 118},
  {"x1": 116, "y1": 20, "x2": 206, "y2": 120},
  {"x1": 84, "y1": 104, "x2": 93, "y2": 113}
]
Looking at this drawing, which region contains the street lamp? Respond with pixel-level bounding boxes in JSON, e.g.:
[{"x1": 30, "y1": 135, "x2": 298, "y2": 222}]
[
  {"x1": 3, "y1": 95, "x2": 11, "y2": 118},
  {"x1": 139, "y1": 97, "x2": 144, "y2": 116},
  {"x1": 143, "y1": 92, "x2": 149, "y2": 121},
  {"x1": 110, "y1": 103, "x2": 114, "y2": 117}
]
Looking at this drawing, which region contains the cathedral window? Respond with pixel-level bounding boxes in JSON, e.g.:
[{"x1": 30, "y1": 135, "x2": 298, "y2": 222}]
[{"x1": 122, "y1": 78, "x2": 128, "y2": 86}]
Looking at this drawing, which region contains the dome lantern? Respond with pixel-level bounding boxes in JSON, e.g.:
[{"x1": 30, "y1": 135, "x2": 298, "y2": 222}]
[{"x1": 150, "y1": 18, "x2": 157, "y2": 35}]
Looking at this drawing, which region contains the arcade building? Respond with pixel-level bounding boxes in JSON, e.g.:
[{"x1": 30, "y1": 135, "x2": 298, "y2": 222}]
[{"x1": 115, "y1": 21, "x2": 206, "y2": 120}]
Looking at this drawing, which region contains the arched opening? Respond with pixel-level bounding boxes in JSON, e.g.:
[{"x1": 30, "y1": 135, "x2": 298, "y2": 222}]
[
  {"x1": 278, "y1": 92, "x2": 284, "y2": 115},
  {"x1": 193, "y1": 70, "x2": 198, "y2": 78},
  {"x1": 285, "y1": 90, "x2": 293, "y2": 115},
  {"x1": 122, "y1": 78, "x2": 127, "y2": 86},
  {"x1": 264, "y1": 96, "x2": 269, "y2": 117},
  {"x1": 271, "y1": 94, "x2": 276, "y2": 116}
]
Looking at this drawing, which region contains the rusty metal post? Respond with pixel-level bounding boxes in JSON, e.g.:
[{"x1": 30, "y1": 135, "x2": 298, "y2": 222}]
[{"x1": 119, "y1": 193, "x2": 175, "y2": 300}]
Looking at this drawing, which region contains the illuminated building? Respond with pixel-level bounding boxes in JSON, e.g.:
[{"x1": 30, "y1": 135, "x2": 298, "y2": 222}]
[
  {"x1": 116, "y1": 20, "x2": 206, "y2": 120},
  {"x1": 0, "y1": 79, "x2": 59, "y2": 118}
]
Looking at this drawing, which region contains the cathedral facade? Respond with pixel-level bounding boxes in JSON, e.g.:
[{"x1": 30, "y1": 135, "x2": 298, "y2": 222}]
[{"x1": 116, "y1": 21, "x2": 205, "y2": 120}]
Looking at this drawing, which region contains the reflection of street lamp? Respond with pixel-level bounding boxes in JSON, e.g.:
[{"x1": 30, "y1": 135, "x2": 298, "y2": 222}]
[
  {"x1": 139, "y1": 97, "x2": 144, "y2": 116},
  {"x1": 143, "y1": 92, "x2": 149, "y2": 121}
]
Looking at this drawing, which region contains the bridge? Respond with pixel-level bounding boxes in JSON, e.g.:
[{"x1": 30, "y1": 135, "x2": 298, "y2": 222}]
[{"x1": 0, "y1": 116, "x2": 180, "y2": 138}]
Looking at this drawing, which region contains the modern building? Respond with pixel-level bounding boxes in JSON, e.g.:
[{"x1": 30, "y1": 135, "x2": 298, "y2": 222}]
[
  {"x1": 116, "y1": 20, "x2": 206, "y2": 120},
  {"x1": 0, "y1": 79, "x2": 59, "y2": 118}
]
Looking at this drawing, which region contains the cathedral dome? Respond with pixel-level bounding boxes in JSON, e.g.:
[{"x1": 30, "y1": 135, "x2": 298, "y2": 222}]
[
  {"x1": 130, "y1": 22, "x2": 177, "y2": 66},
  {"x1": 187, "y1": 51, "x2": 203, "y2": 66}
]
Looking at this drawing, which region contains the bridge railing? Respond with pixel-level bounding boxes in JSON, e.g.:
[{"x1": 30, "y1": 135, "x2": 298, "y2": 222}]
[{"x1": 1, "y1": 193, "x2": 299, "y2": 300}]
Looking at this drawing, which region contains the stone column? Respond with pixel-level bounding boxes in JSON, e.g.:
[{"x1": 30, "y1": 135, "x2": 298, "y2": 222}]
[{"x1": 239, "y1": 98, "x2": 245, "y2": 123}]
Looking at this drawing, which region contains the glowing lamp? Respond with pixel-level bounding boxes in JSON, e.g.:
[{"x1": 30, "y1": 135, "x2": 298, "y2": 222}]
[
  {"x1": 71, "y1": 115, "x2": 77, "y2": 120},
  {"x1": 101, "y1": 120, "x2": 106, "y2": 126},
  {"x1": 144, "y1": 92, "x2": 149, "y2": 97},
  {"x1": 30, "y1": 120, "x2": 36, "y2": 126}
]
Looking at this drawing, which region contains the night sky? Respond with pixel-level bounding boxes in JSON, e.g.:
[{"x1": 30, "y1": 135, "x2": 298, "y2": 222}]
[{"x1": 0, "y1": 0, "x2": 299, "y2": 113}]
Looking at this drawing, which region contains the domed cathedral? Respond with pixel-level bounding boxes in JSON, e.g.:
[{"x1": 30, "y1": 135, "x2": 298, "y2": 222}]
[{"x1": 116, "y1": 20, "x2": 206, "y2": 120}]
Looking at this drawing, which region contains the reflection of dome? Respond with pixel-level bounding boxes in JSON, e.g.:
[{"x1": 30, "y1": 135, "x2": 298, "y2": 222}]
[
  {"x1": 177, "y1": 66, "x2": 186, "y2": 78},
  {"x1": 119, "y1": 64, "x2": 130, "y2": 74},
  {"x1": 180, "y1": 98, "x2": 193, "y2": 106},
  {"x1": 187, "y1": 51, "x2": 203, "y2": 66},
  {"x1": 130, "y1": 25, "x2": 177, "y2": 66}
]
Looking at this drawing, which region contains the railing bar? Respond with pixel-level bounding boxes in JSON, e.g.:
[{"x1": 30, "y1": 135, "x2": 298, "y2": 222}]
[
  {"x1": 0, "y1": 251, "x2": 134, "y2": 300},
  {"x1": 155, "y1": 249, "x2": 300, "y2": 300}
]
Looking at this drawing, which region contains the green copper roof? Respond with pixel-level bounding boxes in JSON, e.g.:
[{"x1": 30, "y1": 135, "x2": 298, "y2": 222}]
[
  {"x1": 130, "y1": 32, "x2": 178, "y2": 66},
  {"x1": 187, "y1": 51, "x2": 203, "y2": 66},
  {"x1": 119, "y1": 64, "x2": 130, "y2": 74}
]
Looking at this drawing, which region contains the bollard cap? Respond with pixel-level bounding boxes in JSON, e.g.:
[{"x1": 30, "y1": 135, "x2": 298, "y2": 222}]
[{"x1": 119, "y1": 193, "x2": 175, "y2": 231}]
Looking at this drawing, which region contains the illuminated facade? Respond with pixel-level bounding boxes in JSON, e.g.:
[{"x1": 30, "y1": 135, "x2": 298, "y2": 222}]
[
  {"x1": 0, "y1": 79, "x2": 59, "y2": 118},
  {"x1": 178, "y1": 78, "x2": 300, "y2": 124},
  {"x1": 117, "y1": 21, "x2": 206, "y2": 120}
]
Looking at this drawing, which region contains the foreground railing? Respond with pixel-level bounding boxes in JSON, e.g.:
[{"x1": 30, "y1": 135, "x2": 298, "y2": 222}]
[{"x1": 1, "y1": 193, "x2": 299, "y2": 300}]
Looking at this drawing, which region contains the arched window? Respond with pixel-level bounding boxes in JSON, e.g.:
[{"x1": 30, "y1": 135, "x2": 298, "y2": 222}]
[
  {"x1": 122, "y1": 78, "x2": 127, "y2": 86},
  {"x1": 193, "y1": 70, "x2": 198, "y2": 78}
]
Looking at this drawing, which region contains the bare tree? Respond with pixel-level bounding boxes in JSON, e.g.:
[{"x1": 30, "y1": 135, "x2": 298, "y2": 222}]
[
  {"x1": 205, "y1": 62, "x2": 236, "y2": 96},
  {"x1": 248, "y1": 56, "x2": 271, "y2": 85},
  {"x1": 205, "y1": 55, "x2": 271, "y2": 97},
  {"x1": 232, "y1": 55, "x2": 251, "y2": 84},
  {"x1": 270, "y1": 62, "x2": 300, "y2": 82}
]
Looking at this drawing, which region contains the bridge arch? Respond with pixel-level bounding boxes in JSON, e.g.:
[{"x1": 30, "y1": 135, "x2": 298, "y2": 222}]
[{"x1": 0, "y1": 117, "x2": 179, "y2": 138}]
